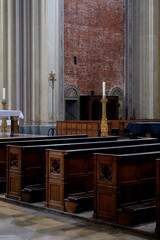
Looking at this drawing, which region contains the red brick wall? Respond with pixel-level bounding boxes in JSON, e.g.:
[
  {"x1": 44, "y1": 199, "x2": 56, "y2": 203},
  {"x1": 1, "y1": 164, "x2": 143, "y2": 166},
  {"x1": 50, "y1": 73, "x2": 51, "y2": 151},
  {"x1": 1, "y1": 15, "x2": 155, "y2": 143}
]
[{"x1": 64, "y1": 0, "x2": 125, "y2": 95}]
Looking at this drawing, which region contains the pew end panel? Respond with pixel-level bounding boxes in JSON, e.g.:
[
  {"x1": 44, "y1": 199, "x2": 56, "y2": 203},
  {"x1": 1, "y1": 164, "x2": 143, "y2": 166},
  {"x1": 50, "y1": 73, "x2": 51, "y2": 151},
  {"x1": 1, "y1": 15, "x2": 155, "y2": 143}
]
[
  {"x1": 45, "y1": 149, "x2": 66, "y2": 211},
  {"x1": 0, "y1": 146, "x2": 6, "y2": 193},
  {"x1": 6, "y1": 145, "x2": 24, "y2": 200},
  {"x1": 6, "y1": 145, "x2": 46, "y2": 201},
  {"x1": 93, "y1": 154, "x2": 119, "y2": 223},
  {"x1": 45, "y1": 149, "x2": 94, "y2": 211}
]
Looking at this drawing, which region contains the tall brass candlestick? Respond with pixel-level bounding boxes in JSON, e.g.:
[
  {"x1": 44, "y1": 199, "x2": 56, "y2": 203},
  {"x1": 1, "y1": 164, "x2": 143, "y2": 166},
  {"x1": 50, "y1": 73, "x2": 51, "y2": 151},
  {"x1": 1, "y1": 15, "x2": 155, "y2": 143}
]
[
  {"x1": 101, "y1": 98, "x2": 108, "y2": 136},
  {"x1": 1, "y1": 100, "x2": 7, "y2": 134}
]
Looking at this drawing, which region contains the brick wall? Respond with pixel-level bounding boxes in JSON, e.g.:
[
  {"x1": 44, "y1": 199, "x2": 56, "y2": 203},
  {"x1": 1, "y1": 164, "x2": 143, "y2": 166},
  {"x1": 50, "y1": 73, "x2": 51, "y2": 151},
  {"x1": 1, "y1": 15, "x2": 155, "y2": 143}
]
[{"x1": 64, "y1": 0, "x2": 125, "y2": 95}]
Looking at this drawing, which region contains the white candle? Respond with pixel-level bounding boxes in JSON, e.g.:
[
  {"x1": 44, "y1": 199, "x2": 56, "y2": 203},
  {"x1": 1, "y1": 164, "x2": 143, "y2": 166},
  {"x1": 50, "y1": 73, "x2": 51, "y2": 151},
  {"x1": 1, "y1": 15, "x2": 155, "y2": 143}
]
[
  {"x1": 3, "y1": 88, "x2": 5, "y2": 99},
  {"x1": 102, "y1": 82, "x2": 106, "y2": 99}
]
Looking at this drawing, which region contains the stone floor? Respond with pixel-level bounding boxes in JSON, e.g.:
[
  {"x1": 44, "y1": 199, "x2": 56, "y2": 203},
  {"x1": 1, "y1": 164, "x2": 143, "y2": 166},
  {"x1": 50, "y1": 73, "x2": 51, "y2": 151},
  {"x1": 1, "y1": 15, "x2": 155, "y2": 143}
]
[
  {"x1": 0, "y1": 200, "x2": 152, "y2": 240},
  {"x1": 0, "y1": 197, "x2": 159, "y2": 240}
]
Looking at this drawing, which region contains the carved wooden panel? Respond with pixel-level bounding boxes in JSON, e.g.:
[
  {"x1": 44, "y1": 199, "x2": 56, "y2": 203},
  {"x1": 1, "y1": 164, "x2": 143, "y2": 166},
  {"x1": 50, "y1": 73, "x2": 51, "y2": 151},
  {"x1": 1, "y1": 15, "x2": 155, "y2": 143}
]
[
  {"x1": 50, "y1": 158, "x2": 60, "y2": 174},
  {"x1": 10, "y1": 153, "x2": 19, "y2": 169},
  {"x1": 100, "y1": 163, "x2": 112, "y2": 183},
  {"x1": 65, "y1": 88, "x2": 78, "y2": 98}
]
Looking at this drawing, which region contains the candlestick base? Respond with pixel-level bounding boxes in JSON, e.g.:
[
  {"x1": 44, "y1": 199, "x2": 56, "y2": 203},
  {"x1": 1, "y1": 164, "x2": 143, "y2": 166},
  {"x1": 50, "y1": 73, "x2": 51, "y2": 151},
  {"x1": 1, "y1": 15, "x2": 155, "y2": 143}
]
[
  {"x1": 1, "y1": 100, "x2": 7, "y2": 134},
  {"x1": 101, "y1": 99, "x2": 108, "y2": 136}
]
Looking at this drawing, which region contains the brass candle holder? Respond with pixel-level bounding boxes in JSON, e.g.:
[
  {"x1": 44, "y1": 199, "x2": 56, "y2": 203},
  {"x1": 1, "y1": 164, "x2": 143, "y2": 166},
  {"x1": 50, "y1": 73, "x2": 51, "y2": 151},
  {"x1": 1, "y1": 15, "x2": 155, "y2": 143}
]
[
  {"x1": 101, "y1": 98, "x2": 108, "y2": 136},
  {"x1": 1, "y1": 100, "x2": 7, "y2": 134}
]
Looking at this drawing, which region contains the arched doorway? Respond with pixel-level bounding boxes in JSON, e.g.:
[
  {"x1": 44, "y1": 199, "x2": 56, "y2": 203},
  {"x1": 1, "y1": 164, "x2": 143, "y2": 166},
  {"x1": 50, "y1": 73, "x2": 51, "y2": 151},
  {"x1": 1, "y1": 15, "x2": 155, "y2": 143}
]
[
  {"x1": 110, "y1": 87, "x2": 124, "y2": 119},
  {"x1": 64, "y1": 86, "x2": 80, "y2": 120}
]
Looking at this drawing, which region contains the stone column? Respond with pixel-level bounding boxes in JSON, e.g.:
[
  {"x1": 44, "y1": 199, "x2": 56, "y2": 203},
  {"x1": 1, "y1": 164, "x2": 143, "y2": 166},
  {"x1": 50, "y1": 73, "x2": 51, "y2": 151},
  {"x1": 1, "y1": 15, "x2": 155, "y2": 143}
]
[
  {"x1": 126, "y1": 0, "x2": 159, "y2": 119},
  {"x1": 0, "y1": 1, "x2": 4, "y2": 99},
  {"x1": 22, "y1": 0, "x2": 32, "y2": 125},
  {"x1": 0, "y1": 0, "x2": 8, "y2": 102},
  {"x1": 31, "y1": 0, "x2": 40, "y2": 125},
  {"x1": 158, "y1": 1, "x2": 160, "y2": 116},
  {"x1": 0, "y1": 0, "x2": 62, "y2": 127},
  {"x1": 59, "y1": 0, "x2": 64, "y2": 120},
  {"x1": 15, "y1": 0, "x2": 23, "y2": 111},
  {"x1": 139, "y1": 0, "x2": 159, "y2": 119}
]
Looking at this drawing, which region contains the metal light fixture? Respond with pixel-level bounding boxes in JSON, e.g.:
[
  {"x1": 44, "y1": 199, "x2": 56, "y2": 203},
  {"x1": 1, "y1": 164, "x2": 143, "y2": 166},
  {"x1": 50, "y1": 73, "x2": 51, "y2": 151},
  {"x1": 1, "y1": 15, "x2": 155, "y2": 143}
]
[{"x1": 48, "y1": 71, "x2": 56, "y2": 136}]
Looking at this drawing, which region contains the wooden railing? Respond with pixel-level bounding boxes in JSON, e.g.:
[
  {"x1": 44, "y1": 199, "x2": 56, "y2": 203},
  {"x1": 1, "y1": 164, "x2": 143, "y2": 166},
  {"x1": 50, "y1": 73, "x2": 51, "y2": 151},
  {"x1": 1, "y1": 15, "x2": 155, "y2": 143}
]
[{"x1": 57, "y1": 120, "x2": 160, "y2": 137}]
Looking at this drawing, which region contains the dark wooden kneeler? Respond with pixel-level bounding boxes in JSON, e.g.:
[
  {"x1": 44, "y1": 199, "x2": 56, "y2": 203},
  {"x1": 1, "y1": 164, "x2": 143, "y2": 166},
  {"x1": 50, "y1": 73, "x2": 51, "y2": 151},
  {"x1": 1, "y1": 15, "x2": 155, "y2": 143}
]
[
  {"x1": 118, "y1": 201, "x2": 156, "y2": 225},
  {"x1": 21, "y1": 185, "x2": 46, "y2": 203},
  {"x1": 0, "y1": 178, "x2": 6, "y2": 193},
  {"x1": 65, "y1": 192, "x2": 94, "y2": 213}
]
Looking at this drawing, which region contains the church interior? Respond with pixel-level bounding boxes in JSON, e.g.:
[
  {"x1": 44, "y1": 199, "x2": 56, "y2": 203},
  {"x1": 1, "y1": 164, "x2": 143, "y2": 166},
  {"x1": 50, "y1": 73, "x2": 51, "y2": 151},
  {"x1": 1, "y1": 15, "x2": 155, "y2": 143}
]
[{"x1": 0, "y1": 0, "x2": 160, "y2": 239}]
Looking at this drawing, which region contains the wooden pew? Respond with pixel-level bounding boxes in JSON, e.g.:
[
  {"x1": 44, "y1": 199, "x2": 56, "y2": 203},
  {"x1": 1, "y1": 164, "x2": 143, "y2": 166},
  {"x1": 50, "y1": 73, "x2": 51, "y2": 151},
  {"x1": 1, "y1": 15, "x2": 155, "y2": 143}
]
[
  {"x1": 0, "y1": 134, "x2": 88, "y2": 162},
  {"x1": 0, "y1": 134, "x2": 88, "y2": 193},
  {"x1": 94, "y1": 151, "x2": 160, "y2": 225},
  {"x1": 0, "y1": 134, "x2": 119, "y2": 173},
  {"x1": 0, "y1": 134, "x2": 88, "y2": 142},
  {"x1": 0, "y1": 134, "x2": 89, "y2": 193},
  {"x1": 6, "y1": 138, "x2": 158, "y2": 202},
  {"x1": 45, "y1": 142, "x2": 160, "y2": 212},
  {"x1": 0, "y1": 135, "x2": 118, "y2": 193},
  {"x1": 156, "y1": 159, "x2": 160, "y2": 233},
  {"x1": 6, "y1": 135, "x2": 120, "y2": 200}
]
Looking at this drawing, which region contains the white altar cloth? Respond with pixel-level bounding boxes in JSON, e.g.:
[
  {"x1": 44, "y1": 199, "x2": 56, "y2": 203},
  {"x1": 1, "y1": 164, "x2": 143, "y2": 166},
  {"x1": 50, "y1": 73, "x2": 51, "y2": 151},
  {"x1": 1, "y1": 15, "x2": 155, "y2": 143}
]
[{"x1": 0, "y1": 110, "x2": 24, "y2": 119}]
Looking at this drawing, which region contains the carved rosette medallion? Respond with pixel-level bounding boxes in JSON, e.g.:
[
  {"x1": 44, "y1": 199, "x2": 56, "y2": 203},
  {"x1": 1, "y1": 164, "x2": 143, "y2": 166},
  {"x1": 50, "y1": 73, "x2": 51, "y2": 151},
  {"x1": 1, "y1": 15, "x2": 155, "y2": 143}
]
[
  {"x1": 100, "y1": 164, "x2": 112, "y2": 183},
  {"x1": 65, "y1": 88, "x2": 78, "y2": 98},
  {"x1": 10, "y1": 153, "x2": 19, "y2": 168},
  {"x1": 50, "y1": 158, "x2": 60, "y2": 174}
]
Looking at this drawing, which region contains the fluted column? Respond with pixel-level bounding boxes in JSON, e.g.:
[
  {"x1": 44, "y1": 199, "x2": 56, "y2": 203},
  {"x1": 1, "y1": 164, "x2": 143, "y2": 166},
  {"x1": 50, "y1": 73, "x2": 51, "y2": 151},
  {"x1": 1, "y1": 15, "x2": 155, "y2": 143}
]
[
  {"x1": 0, "y1": 0, "x2": 61, "y2": 126},
  {"x1": 0, "y1": 1, "x2": 4, "y2": 99},
  {"x1": 126, "y1": 0, "x2": 159, "y2": 119},
  {"x1": 139, "y1": 0, "x2": 159, "y2": 119},
  {"x1": 158, "y1": 1, "x2": 160, "y2": 116},
  {"x1": 139, "y1": 0, "x2": 149, "y2": 118},
  {"x1": 7, "y1": 0, "x2": 16, "y2": 110},
  {"x1": 15, "y1": 0, "x2": 22, "y2": 111},
  {"x1": 31, "y1": 0, "x2": 40, "y2": 125},
  {"x1": 0, "y1": 0, "x2": 8, "y2": 102},
  {"x1": 59, "y1": 0, "x2": 64, "y2": 120},
  {"x1": 22, "y1": 0, "x2": 32, "y2": 124}
]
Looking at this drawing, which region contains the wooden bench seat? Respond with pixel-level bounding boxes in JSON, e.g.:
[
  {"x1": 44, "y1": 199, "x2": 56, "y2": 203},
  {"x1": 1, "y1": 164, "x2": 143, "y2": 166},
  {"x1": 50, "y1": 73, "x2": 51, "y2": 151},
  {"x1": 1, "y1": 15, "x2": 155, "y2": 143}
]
[
  {"x1": 65, "y1": 191, "x2": 94, "y2": 213},
  {"x1": 21, "y1": 185, "x2": 46, "y2": 203},
  {"x1": 118, "y1": 201, "x2": 156, "y2": 225}
]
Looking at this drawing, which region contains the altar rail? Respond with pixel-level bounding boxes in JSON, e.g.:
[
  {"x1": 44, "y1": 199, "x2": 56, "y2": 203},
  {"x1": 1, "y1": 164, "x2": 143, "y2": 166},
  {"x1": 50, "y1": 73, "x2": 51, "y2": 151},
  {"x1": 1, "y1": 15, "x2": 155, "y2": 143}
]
[{"x1": 57, "y1": 120, "x2": 160, "y2": 137}]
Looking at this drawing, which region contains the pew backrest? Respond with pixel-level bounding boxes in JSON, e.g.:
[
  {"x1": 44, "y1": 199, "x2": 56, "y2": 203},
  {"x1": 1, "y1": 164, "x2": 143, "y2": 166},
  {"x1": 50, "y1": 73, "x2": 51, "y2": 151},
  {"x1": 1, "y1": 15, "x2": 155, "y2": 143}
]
[{"x1": 45, "y1": 143, "x2": 160, "y2": 211}]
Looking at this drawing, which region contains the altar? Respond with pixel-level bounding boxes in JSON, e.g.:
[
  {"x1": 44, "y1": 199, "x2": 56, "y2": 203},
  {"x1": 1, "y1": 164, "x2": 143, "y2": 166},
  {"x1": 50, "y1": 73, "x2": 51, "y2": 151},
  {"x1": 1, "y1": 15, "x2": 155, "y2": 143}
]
[{"x1": 0, "y1": 110, "x2": 24, "y2": 136}]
